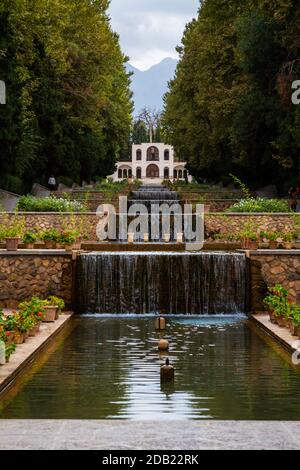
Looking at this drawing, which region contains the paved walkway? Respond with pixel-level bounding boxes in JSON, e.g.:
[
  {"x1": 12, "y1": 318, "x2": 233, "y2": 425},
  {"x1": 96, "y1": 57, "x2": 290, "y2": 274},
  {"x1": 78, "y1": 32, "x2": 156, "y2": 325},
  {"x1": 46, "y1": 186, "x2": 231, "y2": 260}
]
[{"x1": 0, "y1": 420, "x2": 299, "y2": 450}]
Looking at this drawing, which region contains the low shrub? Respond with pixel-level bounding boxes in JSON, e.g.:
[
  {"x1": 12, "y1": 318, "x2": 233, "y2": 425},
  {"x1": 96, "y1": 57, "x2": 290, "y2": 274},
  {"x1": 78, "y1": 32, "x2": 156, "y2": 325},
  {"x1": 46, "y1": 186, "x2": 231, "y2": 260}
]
[
  {"x1": 18, "y1": 195, "x2": 86, "y2": 212},
  {"x1": 94, "y1": 180, "x2": 138, "y2": 195},
  {"x1": 227, "y1": 198, "x2": 290, "y2": 213}
]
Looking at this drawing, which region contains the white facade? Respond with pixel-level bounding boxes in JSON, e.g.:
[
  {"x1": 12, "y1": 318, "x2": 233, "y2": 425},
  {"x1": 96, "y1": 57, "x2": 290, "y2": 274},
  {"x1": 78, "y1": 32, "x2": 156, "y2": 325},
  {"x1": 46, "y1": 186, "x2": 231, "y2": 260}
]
[{"x1": 110, "y1": 142, "x2": 192, "y2": 184}]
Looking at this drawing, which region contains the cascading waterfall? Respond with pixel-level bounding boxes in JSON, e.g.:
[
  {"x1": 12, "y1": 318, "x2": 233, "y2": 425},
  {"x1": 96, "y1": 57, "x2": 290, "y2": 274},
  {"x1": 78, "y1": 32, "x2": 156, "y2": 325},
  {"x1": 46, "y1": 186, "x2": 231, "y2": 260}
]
[
  {"x1": 131, "y1": 185, "x2": 179, "y2": 202},
  {"x1": 128, "y1": 185, "x2": 181, "y2": 241},
  {"x1": 76, "y1": 252, "x2": 246, "y2": 315},
  {"x1": 130, "y1": 184, "x2": 180, "y2": 211}
]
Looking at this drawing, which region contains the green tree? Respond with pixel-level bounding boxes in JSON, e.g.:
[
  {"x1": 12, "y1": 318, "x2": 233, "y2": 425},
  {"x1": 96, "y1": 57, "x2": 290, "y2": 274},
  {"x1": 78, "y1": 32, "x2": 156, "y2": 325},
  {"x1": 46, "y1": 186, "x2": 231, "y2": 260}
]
[
  {"x1": 131, "y1": 119, "x2": 149, "y2": 144},
  {"x1": 0, "y1": 0, "x2": 132, "y2": 191},
  {"x1": 163, "y1": 0, "x2": 300, "y2": 192}
]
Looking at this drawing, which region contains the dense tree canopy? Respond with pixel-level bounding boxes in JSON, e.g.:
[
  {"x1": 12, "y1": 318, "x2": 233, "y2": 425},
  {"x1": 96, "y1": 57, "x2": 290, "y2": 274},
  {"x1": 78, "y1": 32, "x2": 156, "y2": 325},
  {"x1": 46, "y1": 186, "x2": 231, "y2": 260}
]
[
  {"x1": 0, "y1": 0, "x2": 132, "y2": 193},
  {"x1": 163, "y1": 0, "x2": 300, "y2": 193}
]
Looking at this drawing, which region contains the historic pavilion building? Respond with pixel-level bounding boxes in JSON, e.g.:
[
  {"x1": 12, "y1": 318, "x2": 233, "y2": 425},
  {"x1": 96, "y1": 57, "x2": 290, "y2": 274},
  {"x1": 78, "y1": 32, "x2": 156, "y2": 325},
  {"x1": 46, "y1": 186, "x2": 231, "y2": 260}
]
[{"x1": 110, "y1": 142, "x2": 192, "y2": 184}]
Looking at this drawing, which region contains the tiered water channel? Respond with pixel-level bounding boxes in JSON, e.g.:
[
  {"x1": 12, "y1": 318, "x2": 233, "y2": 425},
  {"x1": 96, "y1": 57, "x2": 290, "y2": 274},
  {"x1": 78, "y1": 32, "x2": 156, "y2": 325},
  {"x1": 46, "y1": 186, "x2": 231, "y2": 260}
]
[
  {"x1": 130, "y1": 184, "x2": 180, "y2": 209},
  {"x1": 1, "y1": 186, "x2": 300, "y2": 419},
  {"x1": 128, "y1": 184, "x2": 181, "y2": 242},
  {"x1": 2, "y1": 316, "x2": 300, "y2": 420}
]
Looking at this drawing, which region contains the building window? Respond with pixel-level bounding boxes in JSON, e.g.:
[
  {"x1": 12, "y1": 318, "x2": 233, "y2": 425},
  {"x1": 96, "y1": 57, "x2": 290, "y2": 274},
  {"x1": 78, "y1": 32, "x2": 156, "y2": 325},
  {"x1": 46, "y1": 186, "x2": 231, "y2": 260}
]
[
  {"x1": 118, "y1": 169, "x2": 122, "y2": 179},
  {"x1": 123, "y1": 169, "x2": 128, "y2": 179},
  {"x1": 147, "y1": 146, "x2": 159, "y2": 161},
  {"x1": 136, "y1": 167, "x2": 142, "y2": 179},
  {"x1": 174, "y1": 170, "x2": 178, "y2": 179},
  {"x1": 178, "y1": 170, "x2": 183, "y2": 179},
  {"x1": 136, "y1": 150, "x2": 142, "y2": 161},
  {"x1": 164, "y1": 167, "x2": 169, "y2": 179},
  {"x1": 164, "y1": 150, "x2": 170, "y2": 161},
  {"x1": 184, "y1": 169, "x2": 188, "y2": 180},
  {"x1": 128, "y1": 169, "x2": 132, "y2": 178}
]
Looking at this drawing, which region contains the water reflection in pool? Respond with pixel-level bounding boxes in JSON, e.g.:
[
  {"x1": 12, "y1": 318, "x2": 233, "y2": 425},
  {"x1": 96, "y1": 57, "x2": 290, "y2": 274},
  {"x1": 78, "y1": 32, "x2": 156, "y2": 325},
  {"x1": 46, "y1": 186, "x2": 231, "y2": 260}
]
[{"x1": 1, "y1": 315, "x2": 300, "y2": 420}]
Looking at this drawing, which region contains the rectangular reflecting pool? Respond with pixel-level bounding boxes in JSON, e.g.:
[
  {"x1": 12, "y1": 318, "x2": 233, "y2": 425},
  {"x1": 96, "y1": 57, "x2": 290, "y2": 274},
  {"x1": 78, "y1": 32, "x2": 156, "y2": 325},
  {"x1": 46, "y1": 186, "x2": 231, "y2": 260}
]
[{"x1": 1, "y1": 315, "x2": 300, "y2": 420}]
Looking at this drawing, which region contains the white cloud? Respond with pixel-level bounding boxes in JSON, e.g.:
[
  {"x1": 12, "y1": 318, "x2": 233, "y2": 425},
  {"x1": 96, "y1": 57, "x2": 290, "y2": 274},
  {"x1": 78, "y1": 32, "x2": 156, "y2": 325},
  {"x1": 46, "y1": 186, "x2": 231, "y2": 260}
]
[{"x1": 108, "y1": 0, "x2": 199, "y2": 70}]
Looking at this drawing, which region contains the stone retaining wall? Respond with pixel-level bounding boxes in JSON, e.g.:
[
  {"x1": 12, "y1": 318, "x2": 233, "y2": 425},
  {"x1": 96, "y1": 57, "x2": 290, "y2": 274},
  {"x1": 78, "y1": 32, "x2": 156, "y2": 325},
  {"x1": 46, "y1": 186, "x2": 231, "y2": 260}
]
[
  {"x1": 247, "y1": 251, "x2": 300, "y2": 312},
  {"x1": 0, "y1": 251, "x2": 73, "y2": 309},
  {"x1": 0, "y1": 212, "x2": 296, "y2": 241},
  {"x1": 81, "y1": 199, "x2": 239, "y2": 212},
  {"x1": 0, "y1": 247, "x2": 299, "y2": 316},
  {"x1": 207, "y1": 214, "x2": 294, "y2": 236}
]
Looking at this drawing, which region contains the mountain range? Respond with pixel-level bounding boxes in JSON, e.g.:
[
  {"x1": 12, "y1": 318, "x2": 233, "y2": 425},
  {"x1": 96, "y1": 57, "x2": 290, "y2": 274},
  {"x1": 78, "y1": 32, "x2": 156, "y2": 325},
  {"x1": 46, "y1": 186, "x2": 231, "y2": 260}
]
[{"x1": 126, "y1": 58, "x2": 178, "y2": 115}]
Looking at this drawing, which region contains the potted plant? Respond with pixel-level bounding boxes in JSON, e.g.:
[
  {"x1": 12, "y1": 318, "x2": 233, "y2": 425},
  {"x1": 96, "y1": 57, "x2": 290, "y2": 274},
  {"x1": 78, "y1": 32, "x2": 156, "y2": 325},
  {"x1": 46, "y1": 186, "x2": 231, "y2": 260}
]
[
  {"x1": 43, "y1": 304, "x2": 58, "y2": 322},
  {"x1": 248, "y1": 233, "x2": 259, "y2": 250},
  {"x1": 293, "y1": 312, "x2": 300, "y2": 339},
  {"x1": 264, "y1": 284, "x2": 290, "y2": 326},
  {"x1": 23, "y1": 231, "x2": 38, "y2": 249},
  {"x1": 264, "y1": 295, "x2": 278, "y2": 324},
  {"x1": 62, "y1": 214, "x2": 84, "y2": 249},
  {"x1": 239, "y1": 234, "x2": 250, "y2": 250},
  {"x1": 5, "y1": 343, "x2": 16, "y2": 363},
  {"x1": 288, "y1": 305, "x2": 300, "y2": 336},
  {"x1": 18, "y1": 297, "x2": 45, "y2": 329},
  {"x1": 4, "y1": 227, "x2": 22, "y2": 251},
  {"x1": 59, "y1": 230, "x2": 78, "y2": 251},
  {"x1": 0, "y1": 313, "x2": 17, "y2": 357},
  {"x1": 3, "y1": 213, "x2": 25, "y2": 251},
  {"x1": 14, "y1": 329, "x2": 25, "y2": 345},
  {"x1": 4, "y1": 312, "x2": 23, "y2": 345},
  {"x1": 259, "y1": 231, "x2": 269, "y2": 249},
  {"x1": 14, "y1": 314, "x2": 29, "y2": 341},
  {"x1": 21, "y1": 311, "x2": 40, "y2": 337},
  {"x1": 267, "y1": 232, "x2": 279, "y2": 250},
  {"x1": 282, "y1": 232, "x2": 294, "y2": 250},
  {"x1": 29, "y1": 322, "x2": 39, "y2": 337},
  {"x1": 0, "y1": 326, "x2": 14, "y2": 346},
  {"x1": 40, "y1": 229, "x2": 60, "y2": 249},
  {"x1": 3, "y1": 314, "x2": 18, "y2": 344},
  {"x1": 47, "y1": 296, "x2": 65, "y2": 319},
  {"x1": 239, "y1": 232, "x2": 259, "y2": 250},
  {"x1": 238, "y1": 221, "x2": 259, "y2": 250}
]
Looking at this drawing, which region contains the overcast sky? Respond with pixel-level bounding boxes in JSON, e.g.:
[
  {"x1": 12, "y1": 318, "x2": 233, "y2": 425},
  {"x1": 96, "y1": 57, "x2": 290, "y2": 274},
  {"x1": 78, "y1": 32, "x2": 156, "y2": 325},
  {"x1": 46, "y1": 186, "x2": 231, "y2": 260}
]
[{"x1": 108, "y1": 0, "x2": 199, "y2": 70}]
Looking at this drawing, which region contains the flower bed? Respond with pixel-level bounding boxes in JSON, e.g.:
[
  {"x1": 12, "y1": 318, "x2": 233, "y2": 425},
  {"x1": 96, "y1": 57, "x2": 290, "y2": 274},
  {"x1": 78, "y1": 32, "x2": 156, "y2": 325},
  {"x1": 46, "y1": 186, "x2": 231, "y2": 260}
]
[{"x1": 0, "y1": 296, "x2": 65, "y2": 364}]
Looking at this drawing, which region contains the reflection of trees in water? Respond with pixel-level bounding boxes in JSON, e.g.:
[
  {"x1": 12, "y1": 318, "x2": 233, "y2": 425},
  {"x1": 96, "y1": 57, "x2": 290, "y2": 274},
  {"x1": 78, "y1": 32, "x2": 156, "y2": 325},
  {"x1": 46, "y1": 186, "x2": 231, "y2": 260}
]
[
  {"x1": 1, "y1": 319, "x2": 131, "y2": 419},
  {"x1": 3, "y1": 318, "x2": 300, "y2": 419},
  {"x1": 169, "y1": 321, "x2": 300, "y2": 420}
]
